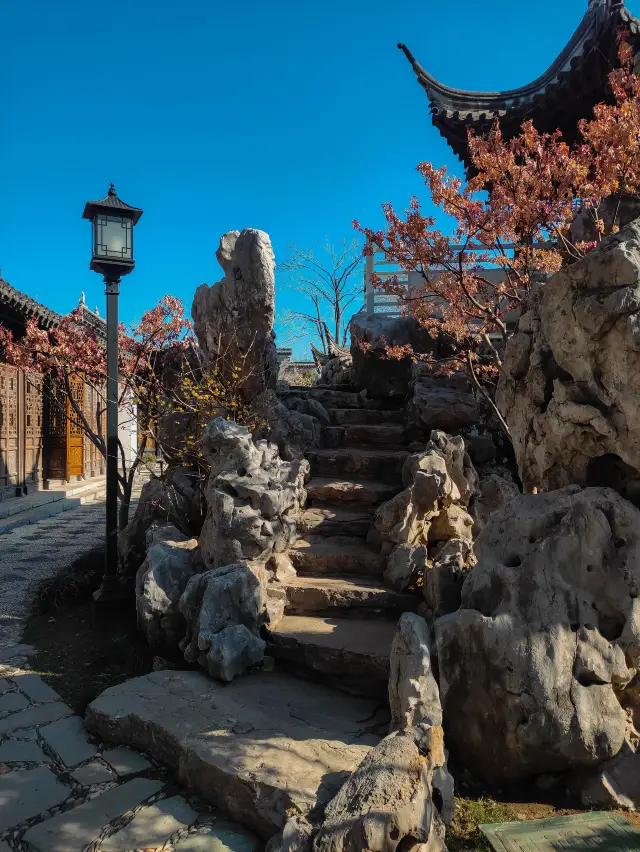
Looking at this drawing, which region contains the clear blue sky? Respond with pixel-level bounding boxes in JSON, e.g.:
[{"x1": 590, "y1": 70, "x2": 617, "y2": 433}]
[{"x1": 2, "y1": 0, "x2": 637, "y2": 357}]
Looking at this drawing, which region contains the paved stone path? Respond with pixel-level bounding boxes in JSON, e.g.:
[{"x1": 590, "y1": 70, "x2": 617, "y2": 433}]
[{"x1": 0, "y1": 669, "x2": 259, "y2": 852}]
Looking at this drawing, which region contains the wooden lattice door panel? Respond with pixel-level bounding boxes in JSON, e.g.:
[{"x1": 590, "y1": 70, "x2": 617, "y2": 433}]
[
  {"x1": 44, "y1": 377, "x2": 67, "y2": 481},
  {"x1": 67, "y1": 377, "x2": 84, "y2": 479},
  {"x1": 0, "y1": 365, "x2": 19, "y2": 497},
  {"x1": 24, "y1": 372, "x2": 43, "y2": 489},
  {"x1": 84, "y1": 382, "x2": 105, "y2": 478}
]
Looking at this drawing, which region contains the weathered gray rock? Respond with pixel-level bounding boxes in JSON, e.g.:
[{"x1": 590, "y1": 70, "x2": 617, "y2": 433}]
[
  {"x1": 199, "y1": 419, "x2": 308, "y2": 570},
  {"x1": 436, "y1": 486, "x2": 640, "y2": 785},
  {"x1": 313, "y1": 729, "x2": 447, "y2": 852},
  {"x1": 497, "y1": 220, "x2": 640, "y2": 492},
  {"x1": 192, "y1": 229, "x2": 276, "y2": 400},
  {"x1": 119, "y1": 467, "x2": 204, "y2": 576},
  {"x1": 408, "y1": 375, "x2": 479, "y2": 435},
  {"x1": 318, "y1": 354, "x2": 352, "y2": 388},
  {"x1": 266, "y1": 816, "x2": 313, "y2": 852},
  {"x1": 389, "y1": 613, "x2": 442, "y2": 731},
  {"x1": 470, "y1": 472, "x2": 520, "y2": 536},
  {"x1": 383, "y1": 544, "x2": 427, "y2": 592},
  {"x1": 136, "y1": 528, "x2": 199, "y2": 648},
  {"x1": 350, "y1": 313, "x2": 437, "y2": 397},
  {"x1": 424, "y1": 538, "x2": 475, "y2": 617},
  {"x1": 578, "y1": 742, "x2": 640, "y2": 810},
  {"x1": 373, "y1": 431, "x2": 477, "y2": 551},
  {"x1": 86, "y1": 670, "x2": 380, "y2": 840},
  {"x1": 179, "y1": 563, "x2": 266, "y2": 682}
]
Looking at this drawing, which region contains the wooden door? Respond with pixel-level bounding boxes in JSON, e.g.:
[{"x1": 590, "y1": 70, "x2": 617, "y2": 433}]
[
  {"x1": 0, "y1": 365, "x2": 19, "y2": 499},
  {"x1": 66, "y1": 377, "x2": 84, "y2": 479},
  {"x1": 23, "y1": 372, "x2": 43, "y2": 490}
]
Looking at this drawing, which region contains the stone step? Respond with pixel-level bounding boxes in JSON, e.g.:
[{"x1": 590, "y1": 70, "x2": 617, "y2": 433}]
[
  {"x1": 298, "y1": 506, "x2": 373, "y2": 538},
  {"x1": 306, "y1": 477, "x2": 399, "y2": 506},
  {"x1": 284, "y1": 388, "x2": 404, "y2": 410},
  {"x1": 308, "y1": 448, "x2": 409, "y2": 484},
  {"x1": 266, "y1": 615, "x2": 397, "y2": 698},
  {"x1": 324, "y1": 424, "x2": 406, "y2": 449},
  {"x1": 86, "y1": 670, "x2": 384, "y2": 840},
  {"x1": 285, "y1": 575, "x2": 418, "y2": 615},
  {"x1": 329, "y1": 408, "x2": 405, "y2": 426},
  {"x1": 290, "y1": 536, "x2": 385, "y2": 576}
]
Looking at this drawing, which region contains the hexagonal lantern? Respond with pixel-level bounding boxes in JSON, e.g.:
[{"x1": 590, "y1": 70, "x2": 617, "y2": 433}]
[{"x1": 82, "y1": 183, "x2": 143, "y2": 278}]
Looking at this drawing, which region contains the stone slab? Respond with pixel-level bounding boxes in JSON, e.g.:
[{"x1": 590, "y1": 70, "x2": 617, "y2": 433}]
[
  {"x1": 40, "y1": 716, "x2": 97, "y2": 767},
  {"x1": 23, "y1": 778, "x2": 163, "y2": 852},
  {"x1": 0, "y1": 701, "x2": 73, "y2": 734},
  {"x1": 0, "y1": 678, "x2": 13, "y2": 693},
  {"x1": 0, "y1": 691, "x2": 30, "y2": 713},
  {"x1": 0, "y1": 739, "x2": 49, "y2": 762},
  {"x1": 86, "y1": 670, "x2": 382, "y2": 840},
  {"x1": 101, "y1": 795, "x2": 198, "y2": 851},
  {"x1": 0, "y1": 765, "x2": 70, "y2": 832},
  {"x1": 71, "y1": 761, "x2": 116, "y2": 786},
  {"x1": 101, "y1": 746, "x2": 151, "y2": 776},
  {"x1": 174, "y1": 823, "x2": 260, "y2": 852},
  {"x1": 12, "y1": 673, "x2": 61, "y2": 704}
]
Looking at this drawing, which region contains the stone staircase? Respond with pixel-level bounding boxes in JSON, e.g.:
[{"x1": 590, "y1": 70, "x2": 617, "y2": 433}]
[{"x1": 267, "y1": 387, "x2": 418, "y2": 699}]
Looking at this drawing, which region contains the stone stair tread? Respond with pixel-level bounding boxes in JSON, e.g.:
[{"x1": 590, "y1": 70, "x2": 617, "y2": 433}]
[
  {"x1": 325, "y1": 425, "x2": 406, "y2": 447},
  {"x1": 284, "y1": 574, "x2": 418, "y2": 613},
  {"x1": 85, "y1": 670, "x2": 382, "y2": 840},
  {"x1": 298, "y1": 506, "x2": 373, "y2": 538},
  {"x1": 311, "y1": 447, "x2": 409, "y2": 460},
  {"x1": 289, "y1": 536, "x2": 385, "y2": 576},
  {"x1": 306, "y1": 477, "x2": 399, "y2": 505},
  {"x1": 266, "y1": 616, "x2": 397, "y2": 696},
  {"x1": 329, "y1": 409, "x2": 405, "y2": 426}
]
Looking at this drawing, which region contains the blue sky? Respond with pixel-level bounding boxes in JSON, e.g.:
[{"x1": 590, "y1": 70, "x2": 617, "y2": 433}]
[{"x1": 2, "y1": 0, "x2": 637, "y2": 357}]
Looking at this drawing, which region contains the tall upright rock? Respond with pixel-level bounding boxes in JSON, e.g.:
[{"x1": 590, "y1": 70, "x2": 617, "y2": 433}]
[
  {"x1": 192, "y1": 229, "x2": 277, "y2": 401},
  {"x1": 498, "y1": 220, "x2": 640, "y2": 493}
]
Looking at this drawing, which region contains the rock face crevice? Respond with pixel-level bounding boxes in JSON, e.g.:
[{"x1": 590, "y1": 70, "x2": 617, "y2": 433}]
[{"x1": 498, "y1": 221, "x2": 640, "y2": 493}]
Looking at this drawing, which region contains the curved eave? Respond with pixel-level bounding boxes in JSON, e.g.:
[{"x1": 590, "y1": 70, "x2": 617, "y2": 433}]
[{"x1": 399, "y1": 0, "x2": 634, "y2": 116}]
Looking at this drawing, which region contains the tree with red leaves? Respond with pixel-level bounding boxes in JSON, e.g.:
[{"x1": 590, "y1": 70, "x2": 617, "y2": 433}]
[
  {"x1": 0, "y1": 295, "x2": 192, "y2": 528},
  {"x1": 354, "y1": 36, "x2": 640, "y2": 435}
]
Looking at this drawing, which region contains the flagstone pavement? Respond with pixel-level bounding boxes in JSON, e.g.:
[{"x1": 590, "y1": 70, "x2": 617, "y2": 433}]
[{"x1": 0, "y1": 498, "x2": 259, "y2": 851}]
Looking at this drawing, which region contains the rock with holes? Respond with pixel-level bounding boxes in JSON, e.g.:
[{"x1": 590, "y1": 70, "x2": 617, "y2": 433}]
[
  {"x1": 408, "y1": 374, "x2": 480, "y2": 435},
  {"x1": 497, "y1": 220, "x2": 640, "y2": 492},
  {"x1": 577, "y1": 741, "x2": 640, "y2": 810},
  {"x1": 313, "y1": 728, "x2": 448, "y2": 852},
  {"x1": 470, "y1": 472, "x2": 521, "y2": 536},
  {"x1": 192, "y1": 229, "x2": 277, "y2": 400},
  {"x1": 436, "y1": 485, "x2": 640, "y2": 785},
  {"x1": 179, "y1": 562, "x2": 266, "y2": 681},
  {"x1": 373, "y1": 431, "x2": 477, "y2": 551},
  {"x1": 118, "y1": 467, "x2": 204, "y2": 576},
  {"x1": 199, "y1": 419, "x2": 308, "y2": 570},
  {"x1": 135, "y1": 527, "x2": 199, "y2": 648}
]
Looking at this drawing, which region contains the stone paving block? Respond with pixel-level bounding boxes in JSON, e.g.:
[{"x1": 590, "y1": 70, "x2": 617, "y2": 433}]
[
  {"x1": 13, "y1": 673, "x2": 61, "y2": 704},
  {"x1": 71, "y1": 761, "x2": 116, "y2": 786},
  {"x1": 0, "y1": 765, "x2": 70, "y2": 832},
  {"x1": 0, "y1": 678, "x2": 12, "y2": 693},
  {"x1": 0, "y1": 700, "x2": 73, "y2": 734},
  {"x1": 0, "y1": 739, "x2": 49, "y2": 762},
  {"x1": 101, "y1": 746, "x2": 151, "y2": 776},
  {"x1": 0, "y1": 690, "x2": 30, "y2": 713},
  {"x1": 173, "y1": 823, "x2": 260, "y2": 852},
  {"x1": 23, "y1": 777, "x2": 163, "y2": 852},
  {"x1": 40, "y1": 716, "x2": 97, "y2": 767},
  {"x1": 0, "y1": 842, "x2": 12, "y2": 852},
  {"x1": 101, "y1": 795, "x2": 198, "y2": 851},
  {"x1": 14, "y1": 727, "x2": 39, "y2": 740}
]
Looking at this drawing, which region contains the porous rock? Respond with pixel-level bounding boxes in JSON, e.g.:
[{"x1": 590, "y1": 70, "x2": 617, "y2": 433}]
[
  {"x1": 470, "y1": 472, "x2": 520, "y2": 536},
  {"x1": 383, "y1": 544, "x2": 427, "y2": 592},
  {"x1": 424, "y1": 538, "x2": 475, "y2": 618},
  {"x1": 313, "y1": 729, "x2": 447, "y2": 852},
  {"x1": 135, "y1": 527, "x2": 199, "y2": 648},
  {"x1": 408, "y1": 373, "x2": 479, "y2": 435},
  {"x1": 578, "y1": 742, "x2": 640, "y2": 810},
  {"x1": 179, "y1": 562, "x2": 266, "y2": 681},
  {"x1": 389, "y1": 613, "x2": 442, "y2": 731},
  {"x1": 192, "y1": 229, "x2": 277, "y2": 400},
  {"x1": 497, "y1": 220, "x2": 640, "y2": 492},
  {"x1": 373, "y1": 431, "x2": 477, "y2": 551},
  {"x1": 199, "y1": 419, "x2": 308, "y2": 570},
  {"x1": 436, "y1": 485, "x2": 640, "y2": 785}
]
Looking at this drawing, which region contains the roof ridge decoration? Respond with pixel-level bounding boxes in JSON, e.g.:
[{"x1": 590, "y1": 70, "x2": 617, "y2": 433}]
[{"x1": 400, "y1": 0, "x2": 640, "y2": 173}]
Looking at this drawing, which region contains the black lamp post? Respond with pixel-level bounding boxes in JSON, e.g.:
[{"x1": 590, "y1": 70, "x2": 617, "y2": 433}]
[{"x1": 82, "y1": 184, "x2": 143, "y2": 602}]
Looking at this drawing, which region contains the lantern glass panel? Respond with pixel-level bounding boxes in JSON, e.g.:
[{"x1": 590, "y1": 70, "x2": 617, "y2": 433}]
[{"x1": 94, "y1": 215, "x2": 133, "y2": 260}]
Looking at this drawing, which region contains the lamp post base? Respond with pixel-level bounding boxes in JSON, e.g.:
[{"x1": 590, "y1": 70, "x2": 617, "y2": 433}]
[{"x1": 93, "y1": 577, "x2": 129, "y2": 604}]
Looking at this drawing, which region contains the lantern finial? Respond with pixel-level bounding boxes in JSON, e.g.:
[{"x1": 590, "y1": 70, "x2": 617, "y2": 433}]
[{"x1": 108, "y1": 183, "x2": 116, "y2": 197}]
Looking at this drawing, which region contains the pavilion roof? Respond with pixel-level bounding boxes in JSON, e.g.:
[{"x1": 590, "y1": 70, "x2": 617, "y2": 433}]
[
  {"x1": 0, "y1": 275, "x2": 61, "y2": 330},
  {"x1": 399, "y1": 0, "x2": 640, "y2": 174}
]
